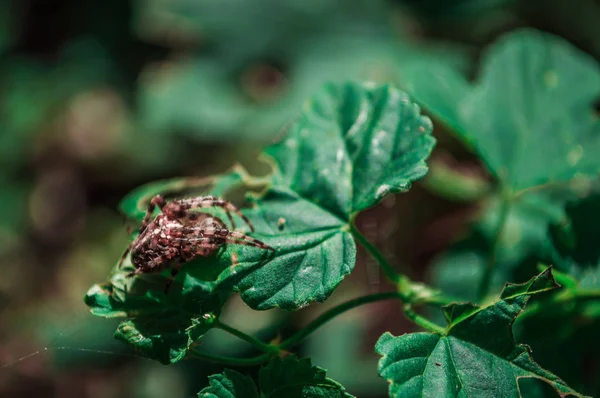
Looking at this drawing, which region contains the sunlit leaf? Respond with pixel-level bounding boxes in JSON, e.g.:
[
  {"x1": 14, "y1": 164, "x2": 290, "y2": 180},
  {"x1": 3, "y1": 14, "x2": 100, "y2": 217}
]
[{"x1": 208, "y1": 82, "x2": 434, "y2": 310}]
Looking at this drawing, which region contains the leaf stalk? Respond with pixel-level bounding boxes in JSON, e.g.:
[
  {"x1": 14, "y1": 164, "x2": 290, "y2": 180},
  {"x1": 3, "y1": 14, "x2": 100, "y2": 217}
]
[{"x1": 477, "y1": 193, "x2": 512, "y2": 301}]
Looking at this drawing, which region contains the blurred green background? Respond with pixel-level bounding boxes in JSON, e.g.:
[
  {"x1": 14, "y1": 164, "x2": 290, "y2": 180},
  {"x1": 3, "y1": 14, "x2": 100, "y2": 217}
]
[{"x1": 0, "y1": 1, "x2": 599, "y2": 397}]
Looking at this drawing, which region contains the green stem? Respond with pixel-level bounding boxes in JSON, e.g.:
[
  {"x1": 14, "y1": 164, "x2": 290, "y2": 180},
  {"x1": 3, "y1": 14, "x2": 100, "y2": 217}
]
[
  {"x1": 279, "y1": 291, "x2": 403, "y2": 350},
  {"x1": 349, "y1": 223, "x2": 403, "y2": 285},
  {"x1": 349, "y1": 223, "x2": 448, "y2": 333},
  {"x1": 403, "y1": 304, "x2": 446, "y2": 334},
  {"x1": 188, "y1": 350, "x2": 273, "y2": 367},
  {"x1": 477, "y1": 195, "x2": 512, "y2": 301},
  {"x1": 214, "y1": 320, "x2": 279, "y2": 354}
]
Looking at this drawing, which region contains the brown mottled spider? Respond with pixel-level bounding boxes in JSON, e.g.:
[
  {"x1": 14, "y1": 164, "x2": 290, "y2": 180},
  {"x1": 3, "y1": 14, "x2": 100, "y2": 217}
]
[{"x1": 118, "y1": 194, "x2": 274, "y2": 293}]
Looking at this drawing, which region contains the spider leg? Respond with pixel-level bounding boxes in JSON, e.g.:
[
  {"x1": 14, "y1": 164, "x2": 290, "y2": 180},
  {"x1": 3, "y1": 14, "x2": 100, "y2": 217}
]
[
  {"x1": 126, "y1": 267, "x2": 143, "y2": 278},
  {"x1": 183, "y1": 228, "x2": 274, "y2": 251},
  {"x1": 169, "y1": 196, "x2": 255, "y2": 232},
  {"x1": 139, "y1": 195, "x2": 167, "y2": 234},
  {"x1": 223, "y1": 231, "x2": 274, "y2": 251},
  {"x1": 117, "y1": 245, "x2": 132, "y2": 269},
  {"x1": 164, "y1": 260, "x2": 184, "y2": 294}
]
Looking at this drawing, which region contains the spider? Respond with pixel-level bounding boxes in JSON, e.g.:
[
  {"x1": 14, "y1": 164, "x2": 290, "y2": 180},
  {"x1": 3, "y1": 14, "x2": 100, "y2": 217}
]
[{"x1": 118, "y1": 194, "x2": 274, "y2": 293}]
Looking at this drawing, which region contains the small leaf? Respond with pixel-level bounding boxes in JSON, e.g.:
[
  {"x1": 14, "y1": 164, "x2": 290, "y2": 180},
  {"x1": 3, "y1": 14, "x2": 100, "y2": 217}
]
[
  {"x1": 199, "y1": 369, "x2": 259, "y2": 398},
  {"x1": 376, "y1": 268, "x2": 586, "y2": 397}
]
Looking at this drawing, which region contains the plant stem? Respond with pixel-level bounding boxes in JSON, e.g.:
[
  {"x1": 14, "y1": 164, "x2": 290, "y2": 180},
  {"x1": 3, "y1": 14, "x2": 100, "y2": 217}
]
[
  {"x1": 214, "y1": 320, "x2": 279, "y2": 354},
  {"x1": 403, "y1": 305, "x2": 446, "y2": 334},
  {"x1": 349, "y1": 223, "x2": 403, "y2": 285},
  {"x1": 279, "y1": 291, "x2": 403, "y2": 350},
  {"x1": 349, "y1": 223, "x2": 448, "y2": 334},
  {"x1": 477, "y1": 194, "x2": 512, "y2": 301},
  {"x1": 188, "y1": 350, "x2": 273, "y2": 367}
]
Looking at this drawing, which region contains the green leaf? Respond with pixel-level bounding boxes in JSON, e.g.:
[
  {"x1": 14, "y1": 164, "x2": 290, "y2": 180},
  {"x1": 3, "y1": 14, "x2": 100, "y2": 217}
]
[
  {"x1": 213, "y1": 188, "x2": 356, "y2": 310},
  {"x1": 84, "y1": 170, "x2": 247, "y2": 363},
  {"x1": 515, "y1": 294, "x2": 600, "y2": 397},
  {"x1": 259, "y1": 356, "x2": 353, "y2": 398},
  {"x1": 404, "y1": 29, "x2": 600, "y2": 192},
  {"x1": 199, "y1": 369, "x2": 259, "y2": 398},
  {"x1": 265, "y1": 82, "x2": 435, "y2": 218},
  {"x1": 85, "y1": 271, "x2": 228, "y2": 364},
  {"x1": 119, "y1": 166, "x2": 247, "y2": 222},
  {"x1": 205, "y1": 82, "x2": 434, "y2": 310},
  {"x1": 376, "y1": 268, "x2": 586, "y2": 397},
  {"x1": 198, "y1": 356, "x2": 354, "y2": 397}
]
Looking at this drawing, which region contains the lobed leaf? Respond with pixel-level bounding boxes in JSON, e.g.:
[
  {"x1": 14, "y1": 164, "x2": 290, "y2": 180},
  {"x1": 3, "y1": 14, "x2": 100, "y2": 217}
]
[
  {"x1": 265, "y1": 82, "x2": 435, "y2": 219},
  {"x1": 376, "y1": 268, "x2": 586, "y2": 397},
  {"x1": 198, "y1": 356, "x2": 354, "y2": 398},
  {"x1": 85, "y1": 269, "x2": 228, "y2": 364},
  {"x1": 200, "y1": 370, "x2": 258, "y2": 398},
  {"x1": 209, "y1": 82, "x2": 434, "y2": 311},
  {"x1": 213, "y1": 188, "x2": 355, "y2": 311}
]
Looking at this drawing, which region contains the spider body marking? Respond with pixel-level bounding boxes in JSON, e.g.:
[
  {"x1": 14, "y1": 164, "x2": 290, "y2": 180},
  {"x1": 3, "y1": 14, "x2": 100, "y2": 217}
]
[{"x1": 119, "y1": 194, "x2": 274, "y2": 293}]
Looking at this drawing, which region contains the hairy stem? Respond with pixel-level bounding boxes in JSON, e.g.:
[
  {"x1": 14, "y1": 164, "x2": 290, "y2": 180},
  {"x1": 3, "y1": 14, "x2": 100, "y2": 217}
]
[
  {"x1": 214, "y1": 320, "x2": 279, "y2": 354},
  {"x1": 279, "y1": 291, "x2": 403, "y2": 350},
  {"x1": 477, "y1": 194, "x2": 512, "y2": 301}
]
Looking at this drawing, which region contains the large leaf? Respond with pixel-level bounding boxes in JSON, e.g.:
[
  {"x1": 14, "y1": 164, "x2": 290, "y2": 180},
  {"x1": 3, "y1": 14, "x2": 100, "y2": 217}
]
[
  {"x1": 403, "y1": 29, "x2": 600, "y2": 192},
  {"x1": 198, "y1": 356, "x2": 354, "y2": 397},
  {"x1": 375, "y1": 268, "x2": 586, "y2": 397},
  {"x1": 207, "y1": 82, "x2": 434, "y2": 310}
]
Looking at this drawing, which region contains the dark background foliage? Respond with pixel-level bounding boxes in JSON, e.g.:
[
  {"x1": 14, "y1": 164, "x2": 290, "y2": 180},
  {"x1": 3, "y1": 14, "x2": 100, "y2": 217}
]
[{"x1": 1, "y1": 1, "x2": 599, "y2": 397}]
